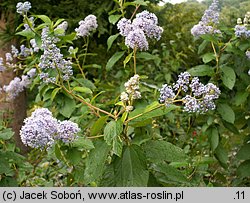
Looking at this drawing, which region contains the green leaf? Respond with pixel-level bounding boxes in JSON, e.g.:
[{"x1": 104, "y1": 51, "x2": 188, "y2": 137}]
[
  {"x1": 151, "y1": 162, "x2": 189, "y2": 184},
  {"x1": 202, "y1": 53, "x2": 215, "y2": 63},
  {"x1": 108, "y1": 14, "x2": 122, "y2": 25},
  {"x1": 35, "y1": 15, "x2": 52, "y2": 24},
  {"x1": 53, "y1": 18, "x2": 65, "y2": 28},
  {"x1": 54, "y1": 28, "x2": 65, "y2": 36},
  {"x1": 136, "y1": 52, "x2": 159, "y2": 61},
  {"x1": 198, "y1": 40, "x2": 209, "y2": 54},
  {"x1": 51, "y1": 87, "x2": 61, "y2": 102},
  {"x1": 236, "y1": 160, "x2": 250, "y2": 178},
  {"x1": 233, "y1": 92, "x2": 249, "y2": 106},
  {"x1": 123, "y1": 52, "x2": 133, "y2": 68},
  {"x1": 107, "y1": 34, "x2": 119, "y2": 51},
  {"x1": 217, "y1": 103, "x2": 235, "y2": 124},
  {"x1": 188, "y1": 65, "x2": 214, "y2": 76},
  {"x1": 236, "y1": 143, "x2": 250, "y2": 160},
  {"x1": 128, "y1": 104, "x2": 178, "y2": 126},
  {"x1": 215, "y1": 144, "x2": 228, "y2": 168},
  {"x1": 106, "y1": 51, "x2": 125, "y2": 71},
  {"x1": 222, "y1": 121, "x2": 239, "y2": 134},
  {"x1": 84, "y1": 140, "x2": 111, "y2": 184},
  {"x1": 143, "y1": 140, "x2": 187, "y2": 163},
  {"x1": 16, "y1": 30, "x2": 35, "y2": 39},
  {"x1": 66, "y1": 148, "x2": 82, "y2": 165},
  {"x1": 221, "y1": 66, "x2": 236, "y2": 90},
  {"x1": 72, "y1": 137, "x2": 94, "y2": 150},
  {"x1": 0, "y1": 128, "x2": 14, "y2": 140},
  {"x1": 59, "y1": 96, "x2": 76, "y2": 118},
  {"x1": 73, "y1": 86, "x2": 93, "y2": 94},
  {"x1": 90, "y1": 116, "x2": 108, "y2": 136},
  {"x1": 208, "y1": 127, "x2": 219, "y2": 151},
  {"x1": 114, "y1": 145, "x2": 149, "y2": 186},
  {"x1": 104, "y1": 120, "x2": 123, "y2": 157}
]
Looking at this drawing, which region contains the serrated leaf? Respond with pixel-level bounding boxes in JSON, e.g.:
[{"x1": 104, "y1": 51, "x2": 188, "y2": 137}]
[
  {"x1": 202, "y1": 53, "x2": 215, "y2": 63},
  {"x1": 114, "y1": 145, "x2": 149, "y2": 186},
  {"x1": 237, "y1": 160, "x2": 250, "y2": 178},
  {"x1": 143, "y1": 140, "x2": 187, "y2": 163},
  {"x1": 73, "y1": 86, "x2": 92, "y2": 94},
  {"x1": 208, "y1": 127, "x2": 219, "y2": 151},
  {"x1": 221, "y1": 66, "x2": 236, "y2": 90},
  {"x1": 217, "y1": 103, "x2": 235, "y2": 124},
  {"x1": 72, "y1": 137, "x2": 94, "y2": 150},
  {"x1": 84, "y1": 140, "x2": 111, "y2": 184},
  {"x1": 107, "y1": 34, "x2": 119, "y2": 51},
  {"x1": 123, "y1": 52, "x2": 133, "y2": 68},
  {"x1": 188, "y1": 65, "x2": 214, "y2": 76},
  {"x1": 59, "y1": 96, "x2": 76, "y2": 118},
  {"x1": 215, "y1": 144, "x2": 228, "y2": 168},
  {"x1": 236, "y1": 144, "x2": 250, "y2": 160},
  {"x1": 106, "y1": 51, "x2": 125, "y2": 71},
  {"x1": 90, "y1": 116, "x2": 108, "y2": 136},
  {"x1": 151, "y1": 162, "x2": 189, "y2": 184},
  {"x1": 104, "y1": 120, "x2": 123, "y2": 157},
  {"x1": 108, "y1": 14, "x2": 122, "y2": 25}
]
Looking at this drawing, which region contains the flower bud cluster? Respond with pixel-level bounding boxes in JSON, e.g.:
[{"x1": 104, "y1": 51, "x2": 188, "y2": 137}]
[
  {"x1": 55, "y1": 21, "x2": 68, "y2": 36},
  {"x1": 117, "y1": 10, "x2": 163, "y2": 51},
  {"x1": 191, "y1": 0, "x2": 221, "y2": 37},
  {"x1": 20, "y1": 108, "x2": 80, "y2": 149},
  {"x1": 120, "y1": 75, "x2": 141, "y2": 111},
  {"x1": 75, "y1": 15, "x2": 98, "y2": 38},
  {"x1": 159, "y1": 72, "x2": 220, "y2": 113},
  {"x1": 235, "y1": 12, "x2": 250, "y2": 38}
]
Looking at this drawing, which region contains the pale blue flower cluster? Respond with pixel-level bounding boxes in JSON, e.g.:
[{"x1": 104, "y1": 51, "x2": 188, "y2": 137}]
[
  {"x1": 39, "y1": 27, "x2": 73, "y2": 83},
  {"x1": 20, "y1": 108, "x2": 80, "y2": 150},
  {"x1": 0, "y1": 58, "x2": 5, "y2": 72},
  {"x1": 16, "y1": 1, "x2": 31, "y2": 15},
  {"x1": 191, "y1": 0, "x2": 221, "y2": 37},
  {"x1": 117, "y1": 10, "x2": 163, "y2": 50},
  {"x1": 159, "y1": 72, "x2": 220, "y2": 113},
  {"x1": 75, "y1": 15, "x2": 98, "y2": 38},
  {"x1": 235, "y1": 12, "x2": 250, "y2": 38},
  {"x1": 2, "y1": 68, "x2": 36, "y2": 100}
]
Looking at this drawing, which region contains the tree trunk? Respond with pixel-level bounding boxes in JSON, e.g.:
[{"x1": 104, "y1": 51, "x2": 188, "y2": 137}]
[{"x1": 0, "y1": 11, "x2": 29, "y2": 153}]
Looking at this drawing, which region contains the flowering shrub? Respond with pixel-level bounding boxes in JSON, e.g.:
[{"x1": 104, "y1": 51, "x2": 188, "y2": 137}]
[{"x1": 0, "y1": 0, "x2": 249, "y2": 186}]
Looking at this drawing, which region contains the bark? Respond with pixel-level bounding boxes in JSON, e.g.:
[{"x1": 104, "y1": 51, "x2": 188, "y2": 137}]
[{"x1": 0, "y1": 11, "x2": 29, "y2": 153}]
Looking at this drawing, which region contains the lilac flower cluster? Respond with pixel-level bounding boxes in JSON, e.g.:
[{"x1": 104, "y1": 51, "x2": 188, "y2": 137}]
[
  {"x1": 235, "y1": 12, "x2": 250, "y2": 38},
  {"x1": 117, "y1": 10, "x2": 163, "y2": 51},
  {"x1": 159, "y1": 72, "x2": 220, "y2": 113},
  {"x1": 75, "y1": 15, "x2": 98, "y2": 38},
  {"x1": 191, "y1": 0, "x2": 221, "y2": 37},
  {"x1": 20, "y1": 108, "x2": 80, "y2": 150},
  {"x1": 0, "y1": 58, "x2": 5, "y2": 72},
  {"x1": 16, "y1": 1, "x2": 31, "y2": 15},
  {"x1": 2, "y1": 68, "x2": 36, "y2": 100},
  {"x1": 39, "y1": 27, "x2": 73, "y2": 83}
]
